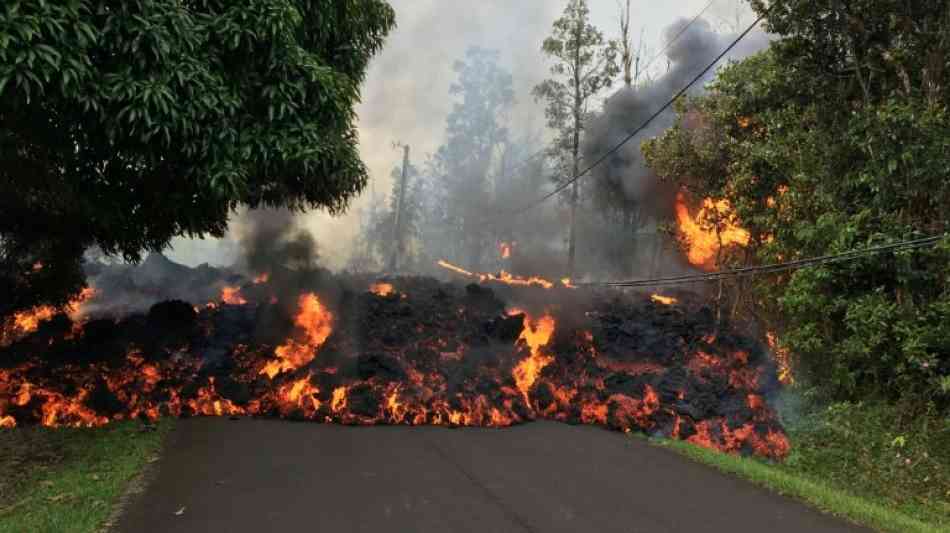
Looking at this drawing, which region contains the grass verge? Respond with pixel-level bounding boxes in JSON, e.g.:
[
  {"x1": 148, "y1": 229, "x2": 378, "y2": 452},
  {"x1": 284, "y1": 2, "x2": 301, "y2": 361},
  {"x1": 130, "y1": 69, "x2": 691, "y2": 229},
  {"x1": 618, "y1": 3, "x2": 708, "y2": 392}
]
[
  {"x1": 646, "y1": 396, "x2": 950, "y2": 533},
  {"x1": 0, "y1": 420, "x2": 171, "y2": 533}
]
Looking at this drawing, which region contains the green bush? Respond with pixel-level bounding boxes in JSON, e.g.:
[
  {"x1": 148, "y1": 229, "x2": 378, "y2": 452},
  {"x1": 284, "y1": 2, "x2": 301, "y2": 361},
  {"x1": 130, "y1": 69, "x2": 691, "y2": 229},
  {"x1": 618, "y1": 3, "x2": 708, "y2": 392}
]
[{"x1": 777, "y1": 394, "x2": 950, "y2": 526}]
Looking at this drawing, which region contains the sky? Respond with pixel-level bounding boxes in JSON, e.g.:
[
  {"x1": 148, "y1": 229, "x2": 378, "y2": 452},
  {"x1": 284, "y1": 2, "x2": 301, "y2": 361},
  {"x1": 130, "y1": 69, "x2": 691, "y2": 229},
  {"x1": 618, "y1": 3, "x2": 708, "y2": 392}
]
[{"x1": 165, "y1": 0, "x2": 756, "y2": 270}]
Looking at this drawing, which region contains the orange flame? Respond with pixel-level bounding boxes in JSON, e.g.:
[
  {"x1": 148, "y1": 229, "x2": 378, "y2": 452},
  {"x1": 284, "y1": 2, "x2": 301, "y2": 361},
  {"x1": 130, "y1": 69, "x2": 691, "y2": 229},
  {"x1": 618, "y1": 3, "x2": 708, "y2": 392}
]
[
  {"x1": 766, "y1": 332, "x2": 794, "y2": 385},
  {"x1": 437, "y1": 260, "x2": 575, "y2": 290},
  {"x1": 221, "y1": 286, "x2": 248, "y2": 305},
  {"x1": 675, "y1": 191, "x2": 749, "y2": 270},
  {"x1": 651, "y1": 294, "x2": 678, "y2": 305},
  {"x1": 277, "y1": 374, "x2": 321, "y2": 414},
  {"x1": 3, "y1": 287, "x2": 96, "y2": 343},
  {"x1": 499, "y1": 242, "x2": 513, "y2": 259},
  {"x1": 260, "y1": 293, "x2": 333, "y2": 379},
  {"x1": 12, "y1": 306, "x2": 57, "y2": 333},
  {"x1": 370, "y1": 283, "x2": 394, "y2": 297},
  {"x1": 331, "y1": 386, "x2": 348, "y2": 413},
  {"x1": 512, "y1": 314, "x2": 556, "y2": 405},
  {"x1": 437, "y1": 260, "x2": 474, "y2": 277},
  {"x1": 253, "y1": 273, "x2": 270, "y2": 284},
  {"x1": 0, "y1": 415, "x2": 15, "y2": 428}
]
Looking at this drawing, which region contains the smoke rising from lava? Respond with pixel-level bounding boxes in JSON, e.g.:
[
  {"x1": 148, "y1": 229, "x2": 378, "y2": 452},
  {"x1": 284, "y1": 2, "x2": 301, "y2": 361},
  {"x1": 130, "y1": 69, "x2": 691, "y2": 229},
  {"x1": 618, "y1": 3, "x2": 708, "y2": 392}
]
[{"x1": 584, "y1": 17, "x2": 770, "y2": 211}]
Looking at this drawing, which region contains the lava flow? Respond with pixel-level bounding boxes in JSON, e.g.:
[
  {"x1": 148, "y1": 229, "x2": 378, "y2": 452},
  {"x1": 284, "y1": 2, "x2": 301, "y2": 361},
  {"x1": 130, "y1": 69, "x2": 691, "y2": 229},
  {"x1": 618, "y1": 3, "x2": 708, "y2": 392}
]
[
  {"x1": 259, "y1": 293, "x2": 334, "y2": 379},
  {"x1": 1, "y1": 287, "x2": 96, "y2": 346},
  {"x1": 437, "y1": 259, "x2": 573, "y2": 290},
  {"x1": 0, "y1": 268, "x2": 791, "y2": 460}
]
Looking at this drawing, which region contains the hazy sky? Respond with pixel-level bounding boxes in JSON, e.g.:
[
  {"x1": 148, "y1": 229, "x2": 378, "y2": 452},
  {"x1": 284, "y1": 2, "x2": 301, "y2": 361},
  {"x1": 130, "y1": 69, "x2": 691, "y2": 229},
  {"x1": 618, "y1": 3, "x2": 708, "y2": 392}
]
[{"x1": 166, "y1": 0, "x2": 755, "y2": 269}]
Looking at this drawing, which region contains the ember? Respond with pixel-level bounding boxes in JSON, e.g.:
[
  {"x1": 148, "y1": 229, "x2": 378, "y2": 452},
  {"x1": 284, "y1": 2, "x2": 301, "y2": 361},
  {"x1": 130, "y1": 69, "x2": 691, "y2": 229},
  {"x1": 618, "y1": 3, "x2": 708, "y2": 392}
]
[
  {"x1": 766, "y1": 332, "x2": 794, "y2": 385},
  {"x1": 0, "y1": 268, "x2": 790, "y2": 460},
  {"x1": 370, "y1": 283, "x2": 395, "y2": 297},
  {"x1": 437, "y1": 260, "x2": 574, "y2": 290},
  {"x1": 221, "y1": 286, "x2": 248, "y2": 306},
  {"x1": 2, "y1": 287, "x2": 97, "y2": 346},
  {"x1": 651, "y1": 294, "x2": 678, "y2": 305}
]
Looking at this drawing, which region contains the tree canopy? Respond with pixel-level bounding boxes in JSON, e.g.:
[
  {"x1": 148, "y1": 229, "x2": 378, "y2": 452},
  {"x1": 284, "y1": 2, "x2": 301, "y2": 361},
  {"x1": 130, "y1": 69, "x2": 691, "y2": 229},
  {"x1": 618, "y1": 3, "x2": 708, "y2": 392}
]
[
  {"x1": 0, "y1": 0, "x2": 395, "y2": 316},
  {"x1": 643, "y1": 0, "x2": 950, "y2": 411},
  {"x1": 533, "y1": 0, "x2": 619, "y2": 276}
]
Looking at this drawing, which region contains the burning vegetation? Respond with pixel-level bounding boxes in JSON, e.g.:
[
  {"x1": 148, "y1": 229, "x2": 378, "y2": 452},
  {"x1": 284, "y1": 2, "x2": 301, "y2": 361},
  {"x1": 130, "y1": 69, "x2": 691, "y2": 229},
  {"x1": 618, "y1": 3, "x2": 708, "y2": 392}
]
[
  {"x1": 0, "y1": 261, "x2": 791, "y2": 460},
  {"x1": 675, "y1": 191, "x2": 750, "y2": 270}
]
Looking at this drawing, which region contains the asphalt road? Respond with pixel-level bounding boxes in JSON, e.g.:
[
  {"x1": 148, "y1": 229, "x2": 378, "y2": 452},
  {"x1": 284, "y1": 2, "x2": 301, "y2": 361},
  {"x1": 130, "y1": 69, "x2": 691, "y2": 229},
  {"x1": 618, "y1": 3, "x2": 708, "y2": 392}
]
[{"x1": 115, "y1": 419, "x2": 869, "y2": 533}]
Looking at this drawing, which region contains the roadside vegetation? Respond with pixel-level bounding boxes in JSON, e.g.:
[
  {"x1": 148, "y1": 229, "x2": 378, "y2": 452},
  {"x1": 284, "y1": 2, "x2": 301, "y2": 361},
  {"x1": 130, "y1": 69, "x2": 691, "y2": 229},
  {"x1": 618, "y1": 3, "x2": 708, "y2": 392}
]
[
  {"x1": 0, "y1": 421, "x2": 170, "y2": 533},
  {"x1": 651, "y1": 395, "x2": 950, "y2": 533},
  {"x1": 641, "y1": 2, "x2": 950, "y2": 530}
]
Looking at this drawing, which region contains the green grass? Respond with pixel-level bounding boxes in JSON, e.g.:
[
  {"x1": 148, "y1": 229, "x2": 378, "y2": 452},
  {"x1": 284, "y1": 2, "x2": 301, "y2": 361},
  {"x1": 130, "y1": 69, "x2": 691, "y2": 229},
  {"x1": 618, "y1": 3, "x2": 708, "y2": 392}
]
[
  {"x1": 0, "y1": 420, "x2": 171, "y2": 533},
  {"x1": 646, "y1": 395, "x2": 950, "y2": 533}
]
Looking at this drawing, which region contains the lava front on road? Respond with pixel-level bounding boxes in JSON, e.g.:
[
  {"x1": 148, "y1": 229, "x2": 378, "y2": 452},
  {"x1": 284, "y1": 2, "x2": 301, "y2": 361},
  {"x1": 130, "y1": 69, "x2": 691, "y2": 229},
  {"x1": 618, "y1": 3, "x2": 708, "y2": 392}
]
[{"x1": 0, "y1": 270, "x2": 788, "y2": 459}]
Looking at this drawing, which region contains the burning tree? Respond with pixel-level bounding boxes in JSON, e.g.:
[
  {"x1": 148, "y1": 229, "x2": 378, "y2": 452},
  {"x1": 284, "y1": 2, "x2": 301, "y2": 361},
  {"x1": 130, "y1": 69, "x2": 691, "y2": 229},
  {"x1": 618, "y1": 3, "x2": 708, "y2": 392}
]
[{"x1": 644, "y1": 1, "x2": 950, "y2": 413}]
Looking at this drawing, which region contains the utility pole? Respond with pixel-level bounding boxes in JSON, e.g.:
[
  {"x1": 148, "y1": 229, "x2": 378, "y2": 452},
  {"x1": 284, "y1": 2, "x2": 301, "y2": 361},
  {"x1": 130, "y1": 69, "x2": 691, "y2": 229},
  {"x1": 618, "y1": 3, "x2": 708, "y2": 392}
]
[{"x1": 388, "y1": 144, "x2": 410, "y2": 272}]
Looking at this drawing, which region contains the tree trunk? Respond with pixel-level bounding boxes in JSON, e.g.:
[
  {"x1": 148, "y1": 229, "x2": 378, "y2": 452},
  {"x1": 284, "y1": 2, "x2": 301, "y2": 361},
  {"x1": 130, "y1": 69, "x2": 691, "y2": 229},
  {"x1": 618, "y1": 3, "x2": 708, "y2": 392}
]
[
  {"x1": 568, "y1": 19, "x2": 583, "y2": 279},
  {"x1": 388, "y1": 145, "x2": 411, "y2": 272}
]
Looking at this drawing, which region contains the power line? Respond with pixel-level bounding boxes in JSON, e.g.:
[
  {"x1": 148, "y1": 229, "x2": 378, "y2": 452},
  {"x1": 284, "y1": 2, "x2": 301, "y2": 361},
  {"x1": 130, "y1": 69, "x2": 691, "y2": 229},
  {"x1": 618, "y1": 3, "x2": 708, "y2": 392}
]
[
  {"x1": 591, "y1": 0, "x2": 716, "y2": 108},
  {"x1": 475, "y1": 0, "x2": 736, "y2": 222},
  {"x1": 501, "y1": 7, "x2": 769, "y2": 216},
  {"x1": 576, "y1": 235, "x2": 946, "y2": 288},
  {"x1": 638, "y1": 0, "x2": 718, "y2": 76}
]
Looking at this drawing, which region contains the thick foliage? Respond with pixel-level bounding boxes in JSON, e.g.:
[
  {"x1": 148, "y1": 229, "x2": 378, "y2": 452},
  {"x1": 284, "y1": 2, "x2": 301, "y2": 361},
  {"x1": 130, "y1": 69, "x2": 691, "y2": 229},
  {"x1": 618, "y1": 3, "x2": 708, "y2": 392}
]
[
  {"x1": 643, "y1": 1, "x2": 950, "y2": 411},
  {"x1": 777, "y1": 396, "x2": 950, "y2": 525},
  {"x1": 0, "y1": 0, "x2": 395, "y2": 316}
]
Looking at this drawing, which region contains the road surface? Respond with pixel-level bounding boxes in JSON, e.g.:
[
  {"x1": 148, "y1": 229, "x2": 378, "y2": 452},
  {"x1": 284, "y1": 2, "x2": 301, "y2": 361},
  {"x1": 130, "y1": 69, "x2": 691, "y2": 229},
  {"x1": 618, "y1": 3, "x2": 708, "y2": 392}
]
[{"x1": 115, "y1": 419, "x2": 868, "y2": 533}]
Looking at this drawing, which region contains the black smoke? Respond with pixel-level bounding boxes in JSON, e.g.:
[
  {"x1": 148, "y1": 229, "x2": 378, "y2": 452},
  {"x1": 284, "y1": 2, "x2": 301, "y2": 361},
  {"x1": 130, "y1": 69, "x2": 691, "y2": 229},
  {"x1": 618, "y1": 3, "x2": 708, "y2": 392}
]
[{"x1": 577, "y1": 17, "x2": 770, "y2": 278}]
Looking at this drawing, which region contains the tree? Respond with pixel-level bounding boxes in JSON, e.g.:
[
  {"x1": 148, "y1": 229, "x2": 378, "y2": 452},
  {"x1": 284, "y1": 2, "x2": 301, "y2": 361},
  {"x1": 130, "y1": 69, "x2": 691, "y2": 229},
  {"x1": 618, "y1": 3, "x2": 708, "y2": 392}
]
[
  {"x1": 422, "y1": 46, "x2": 514, "y2": 270},
  {"x1": 0, "y1": 0, "x2": 396, "y2": 316},
  {"x1": 643, "y1": 0, "x2": 950, "y2": 412},
  {"x1": 533, "y1": 0, "x2": 619, "y2": 277}
]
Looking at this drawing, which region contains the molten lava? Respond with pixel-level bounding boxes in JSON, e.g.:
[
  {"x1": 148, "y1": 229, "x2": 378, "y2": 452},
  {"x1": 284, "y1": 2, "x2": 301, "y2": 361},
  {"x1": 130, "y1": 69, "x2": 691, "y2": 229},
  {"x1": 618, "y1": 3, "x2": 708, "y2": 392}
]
[
  {"x1": 221, "y1": 286, "x2": 248, "y2": 305},
  {"x1": 3, "y1": 287, "x2": 97, "y2": 345},
  {"x1": 675, "y1": 191, "x2": 750, "y2": 270},
  {"x1": 512, "y1": 313, "x2": 556, "y2": 404},
  {"x1": 12, "y1": 306, "x2": 56, "y2": 334},
  {"x1": 370, "y1": 283, "x2": 395, "y2": 297},
  {"x1": 437, "y1": 260, "x2": 574, "y2": 290},
  {"x1": 0, "y1": 273, "x2": 791, "y2": 460},
  {"x1": 651, "y1": 295, "x2": 678, "y2": 305},
  {"x1": 260, "y1": 293, "x2": 333, "y2": 379}
]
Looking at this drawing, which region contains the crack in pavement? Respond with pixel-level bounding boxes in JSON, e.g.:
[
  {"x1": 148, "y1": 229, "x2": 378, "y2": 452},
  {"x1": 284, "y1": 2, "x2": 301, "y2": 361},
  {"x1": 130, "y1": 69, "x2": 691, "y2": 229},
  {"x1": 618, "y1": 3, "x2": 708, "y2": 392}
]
[{"x1": 422, "y1": 435, "x2": 538, "y2": 533}]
